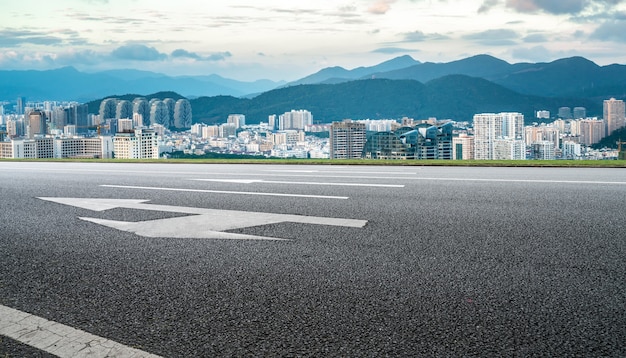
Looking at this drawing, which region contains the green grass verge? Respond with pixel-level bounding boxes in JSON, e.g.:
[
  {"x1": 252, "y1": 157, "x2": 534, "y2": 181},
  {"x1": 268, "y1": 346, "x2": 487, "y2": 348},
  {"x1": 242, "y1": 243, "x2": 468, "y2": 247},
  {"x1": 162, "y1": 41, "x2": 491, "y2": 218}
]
[{"x1": 1, "y1": 157, "x2": 626, "y2": 167}]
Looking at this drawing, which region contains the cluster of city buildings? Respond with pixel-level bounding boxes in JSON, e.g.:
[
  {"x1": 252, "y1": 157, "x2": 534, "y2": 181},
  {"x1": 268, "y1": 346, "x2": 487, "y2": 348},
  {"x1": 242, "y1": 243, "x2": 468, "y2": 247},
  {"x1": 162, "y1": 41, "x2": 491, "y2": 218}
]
[
  {"x1": 1, "y1": 96, "x2": 624, "y2": 160},
  {"x1": 0, "y1": 97, "x2": 191, "y2": 159},
  {"x1": 188, "y1": 98, "x2": 625, "y2": 161}
]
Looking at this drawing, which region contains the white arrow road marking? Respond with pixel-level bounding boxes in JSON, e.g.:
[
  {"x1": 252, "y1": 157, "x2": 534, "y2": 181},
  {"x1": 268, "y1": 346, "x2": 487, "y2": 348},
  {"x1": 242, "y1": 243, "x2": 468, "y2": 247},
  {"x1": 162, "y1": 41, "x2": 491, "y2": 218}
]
[
  {"x1": 99, "y1": 185, "x2": 349, "y2": 200},
  {"x1": 38, "y1": 197, "x2": 368, "y2": 240},
  {"x1": 0, "y1": 304, "x2": 161, "y2": 358},
  {"x1": 192, "y1": 178, "x2": 405, "y2": 188},
  {"x1": 78, "y1": 216, "x2": 289, "y2": 241}
]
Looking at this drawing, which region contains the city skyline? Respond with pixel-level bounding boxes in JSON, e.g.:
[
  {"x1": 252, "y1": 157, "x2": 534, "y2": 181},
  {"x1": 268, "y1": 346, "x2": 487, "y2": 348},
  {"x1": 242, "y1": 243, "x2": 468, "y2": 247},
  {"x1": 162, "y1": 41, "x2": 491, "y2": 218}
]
[{"x1": 1, "y1": 0, "x2": 626, "y2": 81}]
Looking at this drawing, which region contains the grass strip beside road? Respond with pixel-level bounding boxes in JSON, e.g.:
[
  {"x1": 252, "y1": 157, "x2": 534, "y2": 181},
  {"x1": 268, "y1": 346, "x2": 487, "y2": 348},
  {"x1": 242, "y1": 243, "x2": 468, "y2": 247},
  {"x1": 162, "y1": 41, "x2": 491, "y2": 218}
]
[{"x1": 1, "y1": 158, "x2": 626, "y2": 167}]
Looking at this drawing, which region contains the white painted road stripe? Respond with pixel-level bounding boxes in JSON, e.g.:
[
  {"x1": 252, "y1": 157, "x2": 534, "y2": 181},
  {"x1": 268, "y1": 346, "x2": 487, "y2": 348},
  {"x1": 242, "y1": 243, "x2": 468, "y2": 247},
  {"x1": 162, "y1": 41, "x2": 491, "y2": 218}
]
[
  {"x1": 192, "y1": 178, "x2": 405, "y2": 188},
  {"x1": 100, "y1": 184, "x2": 349, "y2": 199},
  {"x1": 407, "y1": 177, "x2": 626, "y2": 185},
  {"x1": 5, "y1": 166, "x2": 626, "y2": 185},
  {"x1": 264, "y1": 169, "x2": 419, "y2": 175},
  {"x1": 0, "y1": 304, "x2": 161, "y2": 358},
  {"x1": 200, "y1": 173, "x2": 626, "y2": 185}
]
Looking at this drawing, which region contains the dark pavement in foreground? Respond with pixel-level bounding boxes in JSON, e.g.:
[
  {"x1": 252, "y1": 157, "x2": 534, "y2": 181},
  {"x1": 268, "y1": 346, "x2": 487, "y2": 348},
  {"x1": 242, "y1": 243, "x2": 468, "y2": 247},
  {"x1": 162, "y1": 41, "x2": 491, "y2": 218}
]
[{"x1": 0, "y1": 163, "x2": 624, "y2": 356}]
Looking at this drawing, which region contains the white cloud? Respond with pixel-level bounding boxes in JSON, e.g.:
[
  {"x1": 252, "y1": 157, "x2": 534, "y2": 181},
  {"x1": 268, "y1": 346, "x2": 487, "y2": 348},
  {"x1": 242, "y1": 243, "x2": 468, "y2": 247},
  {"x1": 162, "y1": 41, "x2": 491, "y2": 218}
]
[
  {"x1": 368, "y1": 0, "x2": 396, "y2": 14},
  {"x1": 111, "y1": 44, "x2": 167, "y2": 61}
]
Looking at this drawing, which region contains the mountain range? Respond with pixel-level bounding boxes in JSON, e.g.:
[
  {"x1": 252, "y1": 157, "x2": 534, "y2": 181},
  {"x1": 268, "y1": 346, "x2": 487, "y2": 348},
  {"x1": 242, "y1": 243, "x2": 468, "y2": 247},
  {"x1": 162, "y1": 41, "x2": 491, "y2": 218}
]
[
  {"x1": 0, "y1": 67, "x2": 285, "y2": 102},
  {"x1": 289, "y1": 54, "x2": 626, "y2": 100},
  {"x1": 6, "y1": 54, "x2": 626, "y2": 124},
  {"x1": 188, "y1": 54, "x2": 625, "y2": 124},
  {"x1": 187, "y1": 76, "x2": 599, "y2": 124}
]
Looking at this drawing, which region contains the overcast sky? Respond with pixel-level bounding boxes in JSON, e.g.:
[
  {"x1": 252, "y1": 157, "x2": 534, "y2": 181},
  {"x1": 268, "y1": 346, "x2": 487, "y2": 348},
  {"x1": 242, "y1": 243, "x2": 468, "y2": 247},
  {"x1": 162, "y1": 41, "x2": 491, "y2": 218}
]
[{"x1": 1, "y1": 0, "x2": 625, "y2": 81}]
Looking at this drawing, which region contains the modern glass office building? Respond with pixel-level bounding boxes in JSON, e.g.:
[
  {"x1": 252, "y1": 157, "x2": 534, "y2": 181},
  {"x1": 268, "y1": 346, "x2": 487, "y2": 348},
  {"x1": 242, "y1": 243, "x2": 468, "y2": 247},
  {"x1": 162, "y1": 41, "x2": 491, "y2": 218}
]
[{"x1": 362, "y1": 122, "x2": 453, "y2": 160}]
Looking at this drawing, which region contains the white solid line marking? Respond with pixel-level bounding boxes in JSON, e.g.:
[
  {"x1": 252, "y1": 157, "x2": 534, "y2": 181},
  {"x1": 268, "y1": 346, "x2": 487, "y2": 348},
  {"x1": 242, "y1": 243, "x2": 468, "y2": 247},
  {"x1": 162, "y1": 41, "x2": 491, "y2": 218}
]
[
  {"x1": 264, "y1": 169, "x2": 418, "y2": 175},
  {"x1": 0, "y1": 304, "x2": 161, "y2": 358},
  {"x1": 203, "y1": 173, "x2": 626, "y2": 184},
  {"x1": 265, "y1": 170, "x2": 319, "y2": 173},
  {"x1": 192, "y1": 178, "x2": 405, "y2": 188},
  {"x1": 265, "y1": 168, "x2": 417, "y2": 175},
  {"x1": 100, "y1": 185, "x2": 349, "y2": 199},
  {"x1": 5, "y1": 165, "x2": 625, "y2": 185},
  {"x1": 407, "y1": 177, "x2": 626, "y2": 185}
]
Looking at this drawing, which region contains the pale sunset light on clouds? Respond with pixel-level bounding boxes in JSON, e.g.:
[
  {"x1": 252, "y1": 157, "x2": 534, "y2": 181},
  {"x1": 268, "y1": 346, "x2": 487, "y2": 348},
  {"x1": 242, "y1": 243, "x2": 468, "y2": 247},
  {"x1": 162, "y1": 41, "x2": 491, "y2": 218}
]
[{"x1": 1, "y1": 0, "x2": 625, "y2": 80}]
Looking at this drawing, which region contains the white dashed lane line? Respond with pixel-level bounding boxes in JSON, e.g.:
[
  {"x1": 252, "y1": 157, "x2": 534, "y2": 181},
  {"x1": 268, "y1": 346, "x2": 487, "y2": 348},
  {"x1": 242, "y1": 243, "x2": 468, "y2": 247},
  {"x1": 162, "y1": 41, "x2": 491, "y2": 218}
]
[
  {"x1": 0, "y1": 304, "x2": 161, "y2": 358},
  {"x1": 100, "y1": 184, "x2": 349, "y2": 199},
  {"x1": 192, "y1": 178, "x2": 405, "y2": 188}
]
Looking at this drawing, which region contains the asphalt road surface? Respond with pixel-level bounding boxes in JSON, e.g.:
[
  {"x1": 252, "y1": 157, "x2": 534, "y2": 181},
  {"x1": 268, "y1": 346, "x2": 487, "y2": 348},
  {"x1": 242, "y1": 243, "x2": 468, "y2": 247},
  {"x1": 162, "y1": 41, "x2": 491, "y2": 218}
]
[{"x1": 1, "y1": 162, "x2": 625, "y2": 357}]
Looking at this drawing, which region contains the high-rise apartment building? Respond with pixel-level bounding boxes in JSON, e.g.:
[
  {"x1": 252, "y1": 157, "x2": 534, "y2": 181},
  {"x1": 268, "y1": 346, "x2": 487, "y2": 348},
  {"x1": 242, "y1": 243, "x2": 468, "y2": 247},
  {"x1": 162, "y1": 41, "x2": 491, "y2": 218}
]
[
  {"x1": 219, "y1": 123, "x2": 237, "y2": 138},
  {"x1": 163, "y1": 98, "x2": 176, "y2": 126},
  {"x1": 190, "y1": 123, "x2": 204, "y2": 136},
  {"x1": 493, "y1": 139, "x2": 526, "y2": 160},
  {"x1": 66, "y1": 103, "x2": 89, "y2": 133},
  {"x1": 530, "y1": 141, "x2": 556, "y2": 160},
  {"x1": 113, "y1": 128, "x2": 158, "y2": 159},
  {"x1": 116, "y1": 100, "x2": 133, "y2": 120},
  {"x1": 453, "y1": 133, "x2": 475, "y2": 160},
  {"x1": 150, "y1": 101, "x2": 170, "y2": 128},
  {"x1": 562, "y1": 141, "x2": 582, "y2": 159},
  {"x1": 558, "y1": 107, "x2": 572, "y2": 119},
  {"x1": 525, "y1": 125, "x2": 560, "y2": 149},
  {"x1": 6, "y1": 119, "x2": 25, "y2": 138},
  {"x1": 202, "y1": 125, "x2": 219, "y2": 139},
  {"x1": 473, "y1": 112, "x2": 525, "y2": 160},
  {"x1": 64, "y1": 125, "x2": 77, "y2": 137},
  {"x1": 603, "y1": 98, "x2": 625, "y2": 135},
  {"x1": 227, "y1": 114, "x2": 246, "y2": 129},
  {"x1": 536, "y1": 110, "x2": 550, "y2": 119},
  {"x1": 52, "y1": 107, "x2": 67, "y2": 129},
  {"x1": 330, "y1": 120, "x2": 366, "y2": 159},
  {"x1": 117, "y1": 119, "x2": 134, "y2": 133},
  {"x1": 27, "y1": 110, "x2": 47, "y2": 138},
  {"x1": 552, "y1": 119, "x2": 570, "y2": 134},
  {"x1": 133, "y1": 98, "x2": 150, "y2": 126},
  {"x1": 99, "y1": 98, "x2": 117, "y2": 120},
  {"x1": 173, "y1": 99, "x2": 192, "y2": 129},
  {"x1": 16, "y1": 97, "x2": 25, "y2": 116},
  {"x1": 278, "y1": 110, "x2": 312, "y2": 130},
  {"x1": 573, "y1": 107, "x2": 587, "y2": 119},
  {"x1": 132, "y1": 113, "x2": 144, "y2": 128},
  {"x1": 268, "y1": 115, "x2": 277, "y2": 130},
  {"x1": 571, "y1": 118, "x2": 606, "y2": 146}
]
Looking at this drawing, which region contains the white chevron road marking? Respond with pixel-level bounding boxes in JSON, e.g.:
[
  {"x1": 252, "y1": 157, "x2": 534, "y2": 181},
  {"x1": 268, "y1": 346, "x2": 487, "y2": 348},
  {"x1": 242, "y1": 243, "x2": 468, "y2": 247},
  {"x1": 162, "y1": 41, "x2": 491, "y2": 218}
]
[{"x1": 38, "y1": 197, "x2": 368, "y2": 241}]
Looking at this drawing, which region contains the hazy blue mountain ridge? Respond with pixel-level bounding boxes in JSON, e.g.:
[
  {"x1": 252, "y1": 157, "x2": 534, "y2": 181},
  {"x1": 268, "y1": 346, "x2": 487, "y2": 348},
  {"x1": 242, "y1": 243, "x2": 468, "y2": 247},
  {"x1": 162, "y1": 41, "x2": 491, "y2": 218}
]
[
  {"x1": 367, "y1": 54, "x2": 514, "y2": 83},
  {"x1": 284, "y1": 55, "x2": 421, "y2": 86},
  {"x1": 492, "y1": 57, "x2": 626, "y2": 98},
  {"x1": 0, "y1": 67, "x2": 285, "y2": 102},
  {"x1": 367, "y1": 55, "x2": 626, "y2": 99},
  {"x1": 188, "y1": 76, "x2": 600, "y2": 125}
]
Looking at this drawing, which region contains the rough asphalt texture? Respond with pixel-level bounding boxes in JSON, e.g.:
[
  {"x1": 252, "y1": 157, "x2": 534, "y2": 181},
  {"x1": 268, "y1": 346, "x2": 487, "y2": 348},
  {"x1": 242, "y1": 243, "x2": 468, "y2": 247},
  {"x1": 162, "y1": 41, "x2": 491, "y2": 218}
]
[{"x1": 0, "y1": 163, "x2": 624, "y2": 357}]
